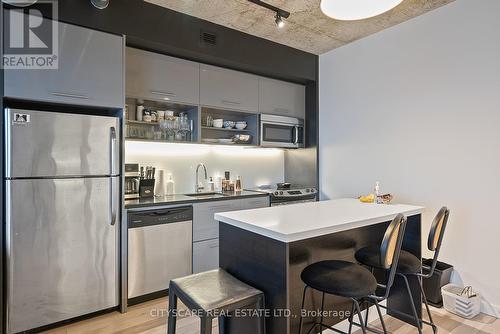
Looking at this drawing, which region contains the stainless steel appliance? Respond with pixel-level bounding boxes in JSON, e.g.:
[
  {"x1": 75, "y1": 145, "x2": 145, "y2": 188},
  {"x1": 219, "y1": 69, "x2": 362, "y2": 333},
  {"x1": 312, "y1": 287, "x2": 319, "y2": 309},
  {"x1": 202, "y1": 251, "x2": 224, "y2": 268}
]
[
  {"x1": 125, "y1": 163, "x2": 140, "y2": 200},
  {"x1": 128, "y1": 206, "x2": 192, "y2": 300},
  {"x1": 250, "y1": 183, "x2": 317, "y2": 206},
  {"x1": 4, "y1": 108, "x2": 120, "y2": 334},
  {"x1": 260, "y1": 114, "x2": 304, "y2": 148}
]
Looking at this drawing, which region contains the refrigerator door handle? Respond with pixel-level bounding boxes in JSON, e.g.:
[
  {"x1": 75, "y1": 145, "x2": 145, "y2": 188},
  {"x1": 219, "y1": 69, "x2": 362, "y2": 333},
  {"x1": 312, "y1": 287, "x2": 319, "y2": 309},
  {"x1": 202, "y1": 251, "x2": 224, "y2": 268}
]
[
  {"x1": 110, "y1": 127, "x2": 117, "y2": 175},
  {"x1": 109, "y1": 127, "x2": 118, "y2": 226},
  {"x1": 110, "y1": 177, "x2": 117, "y2": 226}
]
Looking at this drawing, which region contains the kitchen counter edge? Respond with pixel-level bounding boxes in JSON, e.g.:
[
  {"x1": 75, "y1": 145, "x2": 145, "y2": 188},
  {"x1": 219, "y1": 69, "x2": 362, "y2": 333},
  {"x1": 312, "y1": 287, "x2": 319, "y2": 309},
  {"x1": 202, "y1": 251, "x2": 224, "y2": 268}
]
[{"x1": 124, "y1": 190, "x2": 269, "y2": 209}]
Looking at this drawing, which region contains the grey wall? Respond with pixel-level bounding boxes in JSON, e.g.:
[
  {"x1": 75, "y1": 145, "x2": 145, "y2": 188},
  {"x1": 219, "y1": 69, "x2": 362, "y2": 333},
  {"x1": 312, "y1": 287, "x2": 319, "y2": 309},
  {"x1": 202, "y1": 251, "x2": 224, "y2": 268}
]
[{"x1": 319, "y1": 0, "x2": 500, "y2": 316}]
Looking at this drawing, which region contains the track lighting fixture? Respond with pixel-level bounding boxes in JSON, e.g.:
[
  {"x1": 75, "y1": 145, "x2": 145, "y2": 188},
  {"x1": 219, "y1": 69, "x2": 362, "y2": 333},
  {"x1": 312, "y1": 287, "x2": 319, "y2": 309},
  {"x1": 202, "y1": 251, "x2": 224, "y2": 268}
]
[
  {"x1": 275, "y1": 13, "x2": 285, "y2": 28},
  {"x1": 248, "y1": 0, "x2": 290, "y2": 28}
]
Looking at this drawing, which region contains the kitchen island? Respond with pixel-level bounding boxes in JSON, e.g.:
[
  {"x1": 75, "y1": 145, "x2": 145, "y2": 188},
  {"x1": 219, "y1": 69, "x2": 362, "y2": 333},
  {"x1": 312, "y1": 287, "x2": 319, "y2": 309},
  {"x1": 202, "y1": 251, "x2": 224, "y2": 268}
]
[{"x1": 215, "y1": 198, "x2": 424, "y2": 334}]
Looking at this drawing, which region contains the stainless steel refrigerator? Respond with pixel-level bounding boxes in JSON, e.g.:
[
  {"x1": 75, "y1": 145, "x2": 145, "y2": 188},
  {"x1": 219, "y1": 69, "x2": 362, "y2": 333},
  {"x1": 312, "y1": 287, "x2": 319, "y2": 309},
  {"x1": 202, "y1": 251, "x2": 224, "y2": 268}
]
[{"x1": 4, "y1": 108, "x2": 120, "y2": 334}]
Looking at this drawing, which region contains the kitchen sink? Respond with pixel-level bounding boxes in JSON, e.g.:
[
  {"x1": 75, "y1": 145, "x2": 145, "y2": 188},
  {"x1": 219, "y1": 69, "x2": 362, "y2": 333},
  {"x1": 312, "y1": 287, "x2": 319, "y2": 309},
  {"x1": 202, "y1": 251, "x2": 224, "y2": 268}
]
[{"x1": 185, "y1": 192, "x2": 228, "y2": 199}]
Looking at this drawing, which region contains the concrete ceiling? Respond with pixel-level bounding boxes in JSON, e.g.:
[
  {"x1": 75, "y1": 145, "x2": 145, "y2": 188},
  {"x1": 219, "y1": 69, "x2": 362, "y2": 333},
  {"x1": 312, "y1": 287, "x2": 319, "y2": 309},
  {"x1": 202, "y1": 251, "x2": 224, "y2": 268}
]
[{"x1": 145, "y1": 0, "x2": 455, "y2": 55}]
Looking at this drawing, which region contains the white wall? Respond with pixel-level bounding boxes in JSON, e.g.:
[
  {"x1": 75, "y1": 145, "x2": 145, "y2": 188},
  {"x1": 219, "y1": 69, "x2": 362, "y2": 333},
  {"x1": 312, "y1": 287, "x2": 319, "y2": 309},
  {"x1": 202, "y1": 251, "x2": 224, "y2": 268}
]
[
  {"x1": 126, "y1": 141, "x2": 284, "y2": 194},
  {"x1": 319, "y1": 0, "x2": 500, "y2": 316}
]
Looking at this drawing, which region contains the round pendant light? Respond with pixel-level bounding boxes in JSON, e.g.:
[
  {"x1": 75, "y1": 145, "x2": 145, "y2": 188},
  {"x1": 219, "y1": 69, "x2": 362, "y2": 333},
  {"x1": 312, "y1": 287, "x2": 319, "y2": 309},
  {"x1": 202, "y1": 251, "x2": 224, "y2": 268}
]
[
  {"x1": 90, "y1": 0, "x2": 109, "y2": 10},
  {"x1": 320, "y1": 0, "x2": 404, "y2": 21}
]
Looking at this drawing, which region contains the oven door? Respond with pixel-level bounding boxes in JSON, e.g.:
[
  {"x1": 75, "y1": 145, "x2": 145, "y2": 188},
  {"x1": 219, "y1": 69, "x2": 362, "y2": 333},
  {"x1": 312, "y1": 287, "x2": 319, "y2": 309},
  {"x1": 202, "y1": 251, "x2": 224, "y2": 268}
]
[{"x1": 260, "y1": 115, "x2": 304, "y2": 148}]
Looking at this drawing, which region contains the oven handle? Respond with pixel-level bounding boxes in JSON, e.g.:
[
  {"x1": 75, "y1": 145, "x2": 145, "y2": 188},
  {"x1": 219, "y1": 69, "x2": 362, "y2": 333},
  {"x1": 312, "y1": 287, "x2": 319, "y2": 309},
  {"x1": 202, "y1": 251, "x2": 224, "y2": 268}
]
[
  {"x1": 261, "y1": 120, "x2": 300, "y2": 126},
  {"x1": 271, "y1": 198, "x2": 317, "y2": 206}
]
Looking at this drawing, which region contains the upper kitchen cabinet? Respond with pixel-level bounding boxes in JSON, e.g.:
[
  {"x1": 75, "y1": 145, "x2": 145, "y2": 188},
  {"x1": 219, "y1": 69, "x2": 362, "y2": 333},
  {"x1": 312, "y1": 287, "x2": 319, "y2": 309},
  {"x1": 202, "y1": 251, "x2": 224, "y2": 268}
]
[
  {"x1": 5, "y1": 20, "x2": 124, "y2": 109},
  {"x1": 126, "y1": 47, "x2": 199, "y2": 105},
  {"x1": 200, "y1": 64, "x2": 259, "y2": 113},
  {"x1": 259, "y1": 78, "x2": 306, "y2": 119}
]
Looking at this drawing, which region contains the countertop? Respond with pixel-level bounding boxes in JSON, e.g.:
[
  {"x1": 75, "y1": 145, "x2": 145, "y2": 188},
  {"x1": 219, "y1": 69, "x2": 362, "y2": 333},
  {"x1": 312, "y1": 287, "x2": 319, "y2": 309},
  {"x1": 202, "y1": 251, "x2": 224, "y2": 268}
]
[
  {"x1": 215, "y1": 198, "x2": 424, "y2": 242},
  {"x1": 125, "y1": 190, "x2": 269, "y2": 209}
]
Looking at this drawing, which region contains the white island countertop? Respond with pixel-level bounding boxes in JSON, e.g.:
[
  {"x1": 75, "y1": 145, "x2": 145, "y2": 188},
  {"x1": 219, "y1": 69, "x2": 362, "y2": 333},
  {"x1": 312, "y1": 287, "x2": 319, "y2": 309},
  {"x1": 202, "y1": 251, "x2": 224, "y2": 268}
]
[{"x1": 215, "y1": 198, "x2": 424, "y2": 243}]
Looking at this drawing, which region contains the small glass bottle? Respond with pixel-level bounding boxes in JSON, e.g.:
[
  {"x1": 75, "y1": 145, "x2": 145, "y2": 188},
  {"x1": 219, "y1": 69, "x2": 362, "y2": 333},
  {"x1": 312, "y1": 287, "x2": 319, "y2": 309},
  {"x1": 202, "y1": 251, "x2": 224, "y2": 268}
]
[
  {"x1": 375, "y1": 181, "x2": 382, "y2": 204},
  {"x1": 235, "y1": 176, "x2": 242, "y2": 192}
]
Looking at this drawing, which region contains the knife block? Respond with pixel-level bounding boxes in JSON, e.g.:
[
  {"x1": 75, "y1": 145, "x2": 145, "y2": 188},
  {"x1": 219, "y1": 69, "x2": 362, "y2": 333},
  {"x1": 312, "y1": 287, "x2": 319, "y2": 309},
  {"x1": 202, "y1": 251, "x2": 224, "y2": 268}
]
[{"x1": 139, "y1": 179, "x2": 155, "y2": 198}]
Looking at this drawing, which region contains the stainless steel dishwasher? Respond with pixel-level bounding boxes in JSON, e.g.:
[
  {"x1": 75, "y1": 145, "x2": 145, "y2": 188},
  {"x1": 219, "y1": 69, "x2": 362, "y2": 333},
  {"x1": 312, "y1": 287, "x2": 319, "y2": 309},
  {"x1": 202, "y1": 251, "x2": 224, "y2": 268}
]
[{"x1": 128, "y1": 206, "x2": 193, "y2": 300}]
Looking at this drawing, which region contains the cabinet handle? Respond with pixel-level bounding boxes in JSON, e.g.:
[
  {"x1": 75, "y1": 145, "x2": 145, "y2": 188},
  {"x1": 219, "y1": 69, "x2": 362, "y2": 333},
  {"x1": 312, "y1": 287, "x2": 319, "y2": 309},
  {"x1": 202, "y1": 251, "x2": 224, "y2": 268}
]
[
  {"x1": 210, "y1": 205, "x2": 233, "y2": 211},
  {"x1": 274, "y1": 107, "x2": 290, "y2": 114},
  {"x1": 51, "y1": 92, "x2": 89, "y2": 99},
  {"x1": 221, "y1": 99, "x2": 241, "y2": 106},
  {"x1": 151, "y1": 90, "x2": 176, "y2": 97}
]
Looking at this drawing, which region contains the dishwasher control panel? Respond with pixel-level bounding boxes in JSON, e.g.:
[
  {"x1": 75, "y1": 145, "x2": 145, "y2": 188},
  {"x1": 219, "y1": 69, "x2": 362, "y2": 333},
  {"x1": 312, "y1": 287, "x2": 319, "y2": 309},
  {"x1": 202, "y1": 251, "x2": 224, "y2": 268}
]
[{"x1": 128, "y1": 206, "x2": 193, "y2": 228}]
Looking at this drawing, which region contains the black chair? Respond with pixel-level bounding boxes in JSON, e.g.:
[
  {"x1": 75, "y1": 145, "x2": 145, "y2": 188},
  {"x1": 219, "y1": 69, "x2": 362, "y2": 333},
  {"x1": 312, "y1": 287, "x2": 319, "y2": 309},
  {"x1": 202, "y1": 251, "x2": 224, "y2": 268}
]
[
  {"x1": 167, "y1": 268, "x2": 266, "y2": 334},
  {"x1": 355, "y1": 207, "x2": 450, "y2": 334},
  {"x1": 298, "y1": 214, "x2": 407, "y2": 334}
]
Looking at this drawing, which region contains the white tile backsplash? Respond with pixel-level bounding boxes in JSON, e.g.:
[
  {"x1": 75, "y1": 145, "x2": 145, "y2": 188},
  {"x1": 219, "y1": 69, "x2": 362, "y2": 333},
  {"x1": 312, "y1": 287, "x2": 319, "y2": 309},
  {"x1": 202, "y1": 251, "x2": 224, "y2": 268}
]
[{"x1": 125, "y1": 141, "x2": 284, "y2": 194}]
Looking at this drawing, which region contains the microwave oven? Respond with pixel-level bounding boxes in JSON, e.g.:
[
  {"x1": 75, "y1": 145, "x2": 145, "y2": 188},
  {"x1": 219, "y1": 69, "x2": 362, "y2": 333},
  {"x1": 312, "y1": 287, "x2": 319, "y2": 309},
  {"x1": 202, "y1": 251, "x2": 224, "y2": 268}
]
[{"x1": 260, "y1": 114, "x2": 304, "y2": 148}]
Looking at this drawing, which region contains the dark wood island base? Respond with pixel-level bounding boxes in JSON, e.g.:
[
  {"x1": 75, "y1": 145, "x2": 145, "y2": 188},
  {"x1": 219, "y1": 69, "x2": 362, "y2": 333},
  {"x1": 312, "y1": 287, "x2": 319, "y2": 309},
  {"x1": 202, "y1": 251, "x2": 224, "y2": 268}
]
[{"x1": 219, "y1": 214, "x2": 422, "y2": 334}]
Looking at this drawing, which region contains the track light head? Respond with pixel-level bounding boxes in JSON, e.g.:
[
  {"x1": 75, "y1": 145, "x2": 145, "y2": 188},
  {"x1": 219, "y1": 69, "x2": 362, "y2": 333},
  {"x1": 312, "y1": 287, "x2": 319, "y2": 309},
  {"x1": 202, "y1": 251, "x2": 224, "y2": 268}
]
[{"x1": 275, "y1": 13, "x2": 285, "y2": 28}]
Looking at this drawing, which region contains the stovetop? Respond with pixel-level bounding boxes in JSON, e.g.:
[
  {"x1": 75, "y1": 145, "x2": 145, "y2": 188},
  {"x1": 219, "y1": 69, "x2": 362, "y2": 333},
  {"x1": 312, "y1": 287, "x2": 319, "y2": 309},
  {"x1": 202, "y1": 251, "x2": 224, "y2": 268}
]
[{"x1": 248, "y1": 184, "x2": 318, "y2": 199}]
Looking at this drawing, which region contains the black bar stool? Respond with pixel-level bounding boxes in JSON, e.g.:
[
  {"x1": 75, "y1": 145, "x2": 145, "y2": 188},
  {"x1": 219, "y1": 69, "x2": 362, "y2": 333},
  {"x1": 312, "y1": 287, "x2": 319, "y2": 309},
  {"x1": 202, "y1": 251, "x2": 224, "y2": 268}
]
[
  {"x1": 355, "y1": 207, "x2": 450, "y2": 334},
  {"x1": 167, "y1": 268, "x2": 266, "y2": 334},
  {"x1": 298, "y1": 213, "x2": 408, "y2": 334}
]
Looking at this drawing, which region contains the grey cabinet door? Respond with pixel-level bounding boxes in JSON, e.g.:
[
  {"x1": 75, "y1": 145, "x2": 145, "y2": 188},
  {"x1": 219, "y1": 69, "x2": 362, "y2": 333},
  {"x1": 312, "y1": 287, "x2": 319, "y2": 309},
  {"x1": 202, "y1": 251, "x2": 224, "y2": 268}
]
[
  {"x1": 5, "y1": 20, "x2": 124, "y2": 108},
  {"x1": 241, "y1": 196, "x2": 270, "y2": 209},
  {"x1": 126, "y1": 47, "x2": 199, "y2": 104},
  {"x1": 259, "y1": 78, "x2": 306, "y2": 119},
  {"x1": 192, "y1": 196, "x2": 269, "y2": 273},
  {"x1": 192, "y1": 196, "x2": 268, "y2": 242},
  {"x1": 193, "y1": 201, "x2": 234, "y2": 242},
  {"x1": 193, "y1": 239, "x2": 219, "y2": 274},
  {"x1": 200, "y1": 64, "x2": 259, "y2": 113}
]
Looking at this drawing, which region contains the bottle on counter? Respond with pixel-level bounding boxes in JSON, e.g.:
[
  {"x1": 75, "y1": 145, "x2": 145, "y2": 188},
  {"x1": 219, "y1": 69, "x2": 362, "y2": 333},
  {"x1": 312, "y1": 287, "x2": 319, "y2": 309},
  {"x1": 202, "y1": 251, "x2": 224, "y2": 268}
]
[
  {"x1": 235, "y1": 176, "x2": 242, "y2": 192},
  {"x1": 208, "y1": 177, "x2": 215, "y2": 192},
  {"x1": 374, "y1": 181, "x2": 382, "y2": 204},
  {"x1": 166, "y1": 174, "x2": 175, "y2": 195},
  {"x1": 214, "y1": 176, "x2": 222, "y2": 192},
  {"x1": 155, "y1": 170, "x2": 166, "y2": 197}
]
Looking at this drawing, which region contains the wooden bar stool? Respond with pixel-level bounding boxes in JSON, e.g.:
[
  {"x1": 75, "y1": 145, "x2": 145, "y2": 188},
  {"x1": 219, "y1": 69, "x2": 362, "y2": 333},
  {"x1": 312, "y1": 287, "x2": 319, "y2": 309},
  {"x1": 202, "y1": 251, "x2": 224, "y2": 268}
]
[
  {"x1": 167, "y1": 268, "x2": 266, "y2": 334},
  {"x1": 298, "y1": 213, "x2": 408, "y2": 334},
  {"x1": 355, "y1": 206, "x2": 450, "y2": 334}
]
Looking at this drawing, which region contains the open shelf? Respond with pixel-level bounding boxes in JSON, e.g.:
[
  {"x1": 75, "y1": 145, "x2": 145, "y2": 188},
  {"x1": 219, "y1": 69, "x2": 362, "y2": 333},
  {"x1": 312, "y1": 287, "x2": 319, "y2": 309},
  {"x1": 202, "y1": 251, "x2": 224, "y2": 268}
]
[
  {"x1": 201, "y1": 126, "x2": 250, "y2": 132},
  {"x1": 201, "y1": 107, "x2": 259, "y2": 146},
  {"x1": 127, "y1": 120, "x2": 160, "y2": 125},
  {"x1": 125, "y1": 138, "x2": 194, "y2": 144},
  {"x1": 125, "y1": 96, "x2": 200, "y2": 143}
]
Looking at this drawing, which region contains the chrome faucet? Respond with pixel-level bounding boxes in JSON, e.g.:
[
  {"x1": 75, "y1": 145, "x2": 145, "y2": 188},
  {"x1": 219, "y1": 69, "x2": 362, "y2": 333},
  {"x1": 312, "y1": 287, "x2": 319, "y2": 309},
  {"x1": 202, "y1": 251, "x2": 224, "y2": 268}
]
[{"x1": 195, "y1": 163, "x2": 208, "y2": 193}]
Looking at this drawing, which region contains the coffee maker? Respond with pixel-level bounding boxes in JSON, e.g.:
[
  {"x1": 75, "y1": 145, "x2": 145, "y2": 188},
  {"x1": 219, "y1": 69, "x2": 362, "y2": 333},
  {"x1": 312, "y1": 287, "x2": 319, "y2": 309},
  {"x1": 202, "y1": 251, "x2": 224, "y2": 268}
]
[{"x1": 124, "y1": 163, "x2": 140, "y2": 200}]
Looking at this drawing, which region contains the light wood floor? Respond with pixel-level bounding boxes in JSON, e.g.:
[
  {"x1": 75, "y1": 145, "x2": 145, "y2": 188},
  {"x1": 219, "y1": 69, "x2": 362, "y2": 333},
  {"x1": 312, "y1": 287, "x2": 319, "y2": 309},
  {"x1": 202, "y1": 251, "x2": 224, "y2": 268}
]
[{"x1": 42, "y1": 298, "x2": 499, "y2": 334}]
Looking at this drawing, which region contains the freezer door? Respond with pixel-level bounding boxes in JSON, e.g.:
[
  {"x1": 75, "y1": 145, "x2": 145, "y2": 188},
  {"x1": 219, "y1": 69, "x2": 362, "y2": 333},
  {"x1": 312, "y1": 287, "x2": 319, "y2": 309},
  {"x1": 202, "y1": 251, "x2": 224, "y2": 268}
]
[
  {"x1": 5, "y1": 109, "x2": 120, "y2": 178},
  {"x1": 6, "y1": 177, "x2": 119, "y2": 334}
]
